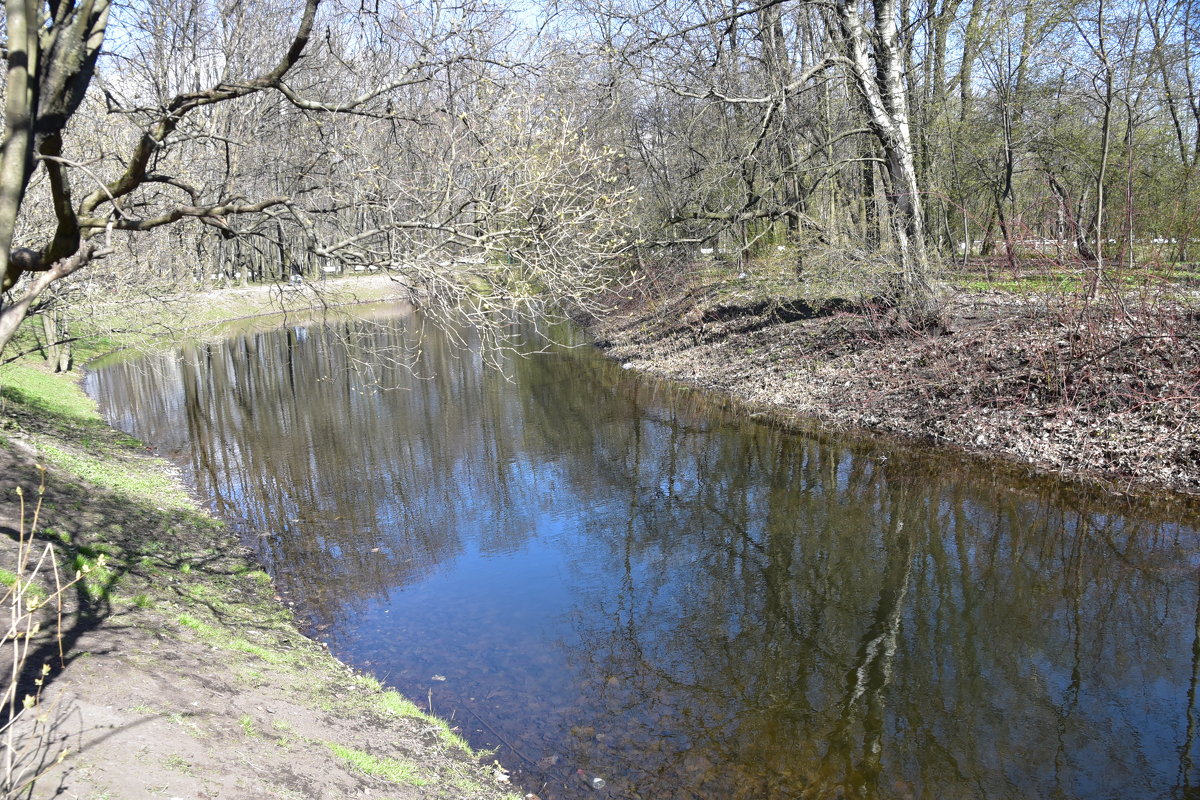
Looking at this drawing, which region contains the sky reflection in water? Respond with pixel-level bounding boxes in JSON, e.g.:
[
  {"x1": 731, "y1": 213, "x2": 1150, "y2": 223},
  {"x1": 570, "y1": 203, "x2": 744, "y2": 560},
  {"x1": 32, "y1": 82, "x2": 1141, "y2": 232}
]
[{"x1": 86, "y1": 310, "x2": 1200, "y2": 800}]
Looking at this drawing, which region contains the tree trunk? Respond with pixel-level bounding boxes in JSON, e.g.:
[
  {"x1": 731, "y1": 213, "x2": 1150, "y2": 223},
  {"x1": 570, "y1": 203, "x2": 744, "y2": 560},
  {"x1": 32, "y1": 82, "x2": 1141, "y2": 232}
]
[
  {"x1": 41, "y1": 311, "x2": 73, "y2": 372},
  {"x1": 834, "y1": 0, "x2": 937, "y2": 319}
]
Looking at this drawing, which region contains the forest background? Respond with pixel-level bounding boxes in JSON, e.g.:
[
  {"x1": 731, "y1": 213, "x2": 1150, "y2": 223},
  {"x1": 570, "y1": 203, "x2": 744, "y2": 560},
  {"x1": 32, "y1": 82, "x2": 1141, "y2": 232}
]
[{"x1": 0, "y1": 0, "x2": 1195, "y2": 348}]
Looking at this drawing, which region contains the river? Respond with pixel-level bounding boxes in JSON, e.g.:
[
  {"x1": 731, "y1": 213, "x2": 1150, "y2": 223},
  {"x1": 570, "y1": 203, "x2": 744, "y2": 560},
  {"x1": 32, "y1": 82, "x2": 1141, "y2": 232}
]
[{"x1": 85, "y1": 307, "x2": 1200, "y2": 800}]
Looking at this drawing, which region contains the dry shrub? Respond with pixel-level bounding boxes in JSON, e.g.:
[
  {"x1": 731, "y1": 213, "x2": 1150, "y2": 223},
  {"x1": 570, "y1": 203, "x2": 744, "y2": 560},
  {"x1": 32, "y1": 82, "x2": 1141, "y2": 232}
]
[{"x1": 2, "y1": 467, "x2": 92, "y2": 798}]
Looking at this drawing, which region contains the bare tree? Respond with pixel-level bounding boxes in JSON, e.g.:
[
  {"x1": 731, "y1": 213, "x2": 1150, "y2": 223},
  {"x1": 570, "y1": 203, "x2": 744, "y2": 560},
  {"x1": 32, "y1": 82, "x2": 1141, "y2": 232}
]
[
  {"x1": 0, "y1": 0, "x2": 643, "y2": 361},
  {"x1": 830, "y1": 0, "x2": 937, "y2": 314},
  {"x1": 0, "y1": 0, "x2": 328, "y2": 357}
]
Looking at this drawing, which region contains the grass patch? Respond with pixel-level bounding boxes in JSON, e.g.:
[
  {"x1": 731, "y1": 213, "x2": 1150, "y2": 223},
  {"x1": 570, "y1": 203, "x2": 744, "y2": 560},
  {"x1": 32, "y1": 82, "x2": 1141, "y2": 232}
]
[
  {"x1": 72, "y1": 550, "x2": 116, "y2": 601},
  {"x1": 0, "y1": 356, "x2": 190, "y2": 509},
  {"x1": 271, "y1": 718, "x2": 295, "y2": 750},
  {"x1": 162, "y1": 753, "x2": 194, "y2": 777},
  {"x1": 0, "y1": 567, "x2": 49, "y2": 605},
  {"x1": 236, "y1": 666, "x2": 266, "y2": 687},
  {"x1": 377, "y1": 691, "x2": 473, "y2": 753},
  {"x1": 239, "y1": 714, "x2": 258, "y2": 737},
  {"x1": 236, "y1": 568, "x2": 273, "y2": 585},
  {"x1": 325, "y1": 742, "x2": 428, "y2": 786},
  {"x1": 180, "y1": 581, "x2": 292, "y2": 628},
  {"x1": 953, "y1": 275, "x2": 1079, "y2": 294},
  {"x1": 0, "y1": 362, "x2": 99, "y2": 422},
  {"x1": 35, "y1": 442, "x2": 190, "y2": 509},
  {"x1": 347, "y1": 675, "x2": 473, "y2": 755},
  {"x1": 162, "y1": 753, "x2": 194, "y2": 775},
  {"x1": 175, "y1": 613, "x2": 294, "y2": 666}
]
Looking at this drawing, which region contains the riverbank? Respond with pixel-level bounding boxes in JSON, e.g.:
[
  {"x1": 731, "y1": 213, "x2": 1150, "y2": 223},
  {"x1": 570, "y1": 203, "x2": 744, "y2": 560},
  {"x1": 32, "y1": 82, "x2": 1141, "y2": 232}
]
[
  {"x1": 0, "y1": 280, "x2": 519, "y2": 799},
  {"x1": 3, "y1": 269, "x2": 1196, "y2": 797},
  {"x1": 589, "y1": 272, "x2": 1200, "y2": 498}
]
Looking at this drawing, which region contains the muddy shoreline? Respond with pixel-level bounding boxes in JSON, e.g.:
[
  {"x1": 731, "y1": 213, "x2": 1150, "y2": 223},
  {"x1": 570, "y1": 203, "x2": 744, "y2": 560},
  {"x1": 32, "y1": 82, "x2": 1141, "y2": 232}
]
[{"x1": 585, "y1": 283, "x2": 1200, "y2": 504}]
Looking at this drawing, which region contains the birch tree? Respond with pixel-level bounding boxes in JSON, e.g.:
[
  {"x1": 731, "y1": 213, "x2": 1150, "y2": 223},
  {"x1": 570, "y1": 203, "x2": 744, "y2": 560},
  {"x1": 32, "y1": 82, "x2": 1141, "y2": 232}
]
[{"x1": 831, "y1": 0, "x2": 937, "y2": 315}]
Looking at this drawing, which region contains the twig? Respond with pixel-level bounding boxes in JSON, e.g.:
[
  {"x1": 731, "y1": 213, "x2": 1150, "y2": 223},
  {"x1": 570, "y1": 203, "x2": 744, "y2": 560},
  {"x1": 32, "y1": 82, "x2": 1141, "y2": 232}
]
[{"x1": 460, "y1": 701, "x2": 540, "y2": 770}]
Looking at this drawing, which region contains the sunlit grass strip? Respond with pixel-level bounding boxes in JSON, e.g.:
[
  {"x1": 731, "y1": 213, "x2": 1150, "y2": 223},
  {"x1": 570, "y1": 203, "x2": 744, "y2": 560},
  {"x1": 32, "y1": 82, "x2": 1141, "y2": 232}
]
[
  {"x1": 350, "y1": 675, "x2": 474, "y2": 755},
  {"x1": 0, "y1": 363, "x2": 99, "y2": 421},
  {"x1": 376, "y1": 690, "x2": 474, "y2": 755},
  {"x1": 1, "y1": 361, "x2": 193, "y2": 510},
  {"x1": 35, "y1": 443, "x2": 191, "y2": 510},
  {"x1": 175, "y1": 613, "x2": 294, "y2": 666},
  {"x1": 325, "y1": 742, "x2": 429, "y2": 786}
]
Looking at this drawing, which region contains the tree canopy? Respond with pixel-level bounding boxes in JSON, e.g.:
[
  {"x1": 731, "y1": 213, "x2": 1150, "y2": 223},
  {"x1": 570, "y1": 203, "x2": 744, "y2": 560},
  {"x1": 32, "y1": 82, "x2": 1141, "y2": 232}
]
[{"x1": 1, "y1": 0, "x2": 1196, "y2": 356}]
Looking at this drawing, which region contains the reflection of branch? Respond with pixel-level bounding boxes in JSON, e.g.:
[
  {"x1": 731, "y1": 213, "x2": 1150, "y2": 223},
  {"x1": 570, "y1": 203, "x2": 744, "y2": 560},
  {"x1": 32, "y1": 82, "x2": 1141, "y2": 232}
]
[
  {"x1": 459, "y1": 701, "x2": 539, "y2": 769},
  {"x1": 1180, "y1": 573, "x2": 1200, "y2": 790}
]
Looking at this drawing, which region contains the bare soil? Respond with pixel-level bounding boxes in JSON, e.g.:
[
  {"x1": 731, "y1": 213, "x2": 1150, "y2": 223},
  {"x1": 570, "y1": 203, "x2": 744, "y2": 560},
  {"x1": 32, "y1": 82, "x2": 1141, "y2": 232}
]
[
  {"x1": 590, "y1": 278, "x2": 1200, "y2": 497},
  {"x1": 0, "y1": 442, "x2": 516, "y2": 800}
]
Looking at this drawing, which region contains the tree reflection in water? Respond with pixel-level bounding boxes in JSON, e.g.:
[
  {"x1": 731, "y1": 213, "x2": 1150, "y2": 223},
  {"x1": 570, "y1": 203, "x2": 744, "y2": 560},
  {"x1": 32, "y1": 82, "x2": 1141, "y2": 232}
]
[{"x1": 87, "y1": 309, "x2": 1200, "y2": 800}]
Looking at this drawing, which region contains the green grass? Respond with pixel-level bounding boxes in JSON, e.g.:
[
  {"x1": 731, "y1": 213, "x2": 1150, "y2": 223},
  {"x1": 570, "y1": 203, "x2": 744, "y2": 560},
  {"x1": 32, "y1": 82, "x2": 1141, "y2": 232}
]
[
  {"x1": 346, "y1": 675, "x2": 473, "y2": 755},
  {"x1": 176, "y1": 613, "x2": 295, "y2": 666},
  {"x1": 0, "y1": 358, "x2": 192, "y2": 509},
  {"x1": 953, "y1": 274, "x2": 1080, "y2": 294},
  {"x1": 270, "y1": 718, "x2": 295, "y2": 750},
  {"x1": 35, "y1": 442, "x2": 191, "y2": 510},
  {"x1": 179, "y1": 581, "x2": 292, "y2": 629},
  {"x1": 236, "y1": 568, "x2": 273, "y2": 585},
  {"x1": 4, "y1": 323, "x2": 123, "y2": 369},
  {"x1": 950, "y1": 262, "x2": 1200, "y2": 295},
  {"x1": 325, "y1": 743, "x2": 428, "y2": 786},
  {"x1": 72, "y1": 550, "x2": 116, "y2": 601},
  {"x1": 378, "y1": 691, "x2": 472, "y2": 753},
  {"x1": 162, "y1": 753, "x2": 194, "y2": 775},
  {"x1": 0, "y1": 362, "x2": 99, "y2": 422},
  {"x1": 239, "y1": 714, "x2": 258, "y2": 737},
  {"x1": 71, "y1": 334, "x2": 122, "y2": 364},
  {"x1": 0, "y1": 567, "x2": 49, "y2": 604}
]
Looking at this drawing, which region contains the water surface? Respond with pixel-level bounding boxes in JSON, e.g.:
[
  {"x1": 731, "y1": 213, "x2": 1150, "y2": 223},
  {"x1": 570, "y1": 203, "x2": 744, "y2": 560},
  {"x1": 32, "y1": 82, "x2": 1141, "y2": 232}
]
[{"x1": 86, "y1": 309, "x2": 1200, "y2": 800}]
